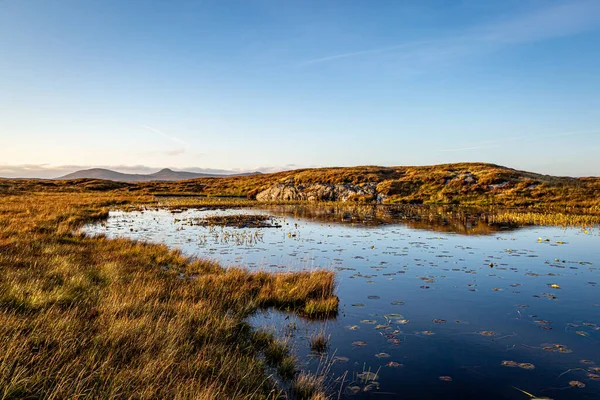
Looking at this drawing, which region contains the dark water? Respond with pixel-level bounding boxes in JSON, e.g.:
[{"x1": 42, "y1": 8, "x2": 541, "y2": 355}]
[{"x1": 83, "y1": 207, "x2": 600, "y2": 399}]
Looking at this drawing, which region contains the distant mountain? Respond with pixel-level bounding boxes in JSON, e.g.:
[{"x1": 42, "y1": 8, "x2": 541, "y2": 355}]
[{"x1": 57, "y1": 168, "x2": 260, "y2": 182}]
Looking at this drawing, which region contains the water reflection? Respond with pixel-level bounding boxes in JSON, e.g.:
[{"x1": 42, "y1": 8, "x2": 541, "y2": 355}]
[{"x1": 262, "y1": 204, "x2": 520, "y2": 235}]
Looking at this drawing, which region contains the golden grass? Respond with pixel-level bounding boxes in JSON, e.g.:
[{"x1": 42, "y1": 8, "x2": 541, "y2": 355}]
[
  {"x1": 3, "y1": 162, "x2": 600, "y2": 210},
  {"x1": 1, "y1": 167, "x2": 598, "y2": 398},
  {"x1": 0, "y1": 192, "x2": 337, "y2": 399},
  {"x1": 291, "y1": 372, "x2": 327, "y2": 399}
]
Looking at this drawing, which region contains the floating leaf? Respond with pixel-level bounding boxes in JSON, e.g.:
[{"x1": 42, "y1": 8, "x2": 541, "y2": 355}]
[
  {"x1": 569, "y1": 381, "x2": 585, "y2": 388},
  {"x1": 542, "y1": 344, "x2": 571, "y2": 353},
  {"x1": 386, "y1": 361, "x2": 403, "y2": 367},
  {"x1": 375, "y1": 352, "x2": 390, "y2": 358},
  {"x1": 548, "y1": 284, "x2": 561, "y2": 289},
  {"x1": 502, "y1": 360, "x2": 519, "y2": 367},
  {"x1": 518, "y1": 363, "x2": 535, "y2": 370},
  {"x1": 385, "y1": 313, "x2": 403, "y2": 318},
  {"x1": 352, "y1": 341, "x2": 367, "y2": 347},
  {"x1": 388, "y1": 338, "x2": 402, "y2": 345},
  {"x1": 433, "y1": 319, "x2": 447, "y2": 324},
  {"x1": 334, "y1": 356, "x2": 349, "y2": 362},
  {"x1": 396, "y1": 319, "x2": 410, "y2": 325},
  {"x1": 364, "y1": 382, "x2": 380, "y2": 392},
  {"x1": 421, "y1": 330, "x2": 435, "y2": 336},
  {"x1": 357, "y1": 371, "x2": 378, "y2": 381},
  {"x1": 347, "y1": 386, "x2": 361, "y2": 394},
  {"x1": 479, "y1": 331, "x2": 495, "y2": 337},
  {"x1": 346, "y1": 325, "x2": 360, "y2": 330},
  {"x1": 439, "y1": 376, "x2": 453, "y2": 382},
  {"x1": 360, "y1": 320, "x2": 377, "y2": 324}
]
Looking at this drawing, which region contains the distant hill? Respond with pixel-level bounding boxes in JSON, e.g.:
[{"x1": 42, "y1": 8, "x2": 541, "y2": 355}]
[{"x1": 57, "y1": 168, "x2": 259, "y2": 182}]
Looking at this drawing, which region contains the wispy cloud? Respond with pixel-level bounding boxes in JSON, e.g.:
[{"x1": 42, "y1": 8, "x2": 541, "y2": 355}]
[
  {"x1": 298, "y1": 0, "x2": 600, "y2": 67},
  {"x1": 297, "y1": 42, "x2": 421, "y2": 67},
  {"x1": 140, "y1": 125, "x2": 190, "y2": 155}
]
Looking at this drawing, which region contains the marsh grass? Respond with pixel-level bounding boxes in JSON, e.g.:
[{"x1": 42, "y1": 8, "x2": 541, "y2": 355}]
[
  {"x1": 0, "y1": 192, "x2": 337, "y2": 399},
  {"x1": 309, "y1": 331, "x2": 330, "y2": 354},
  {"x1": 291, "y1": 372, "x2": 327, "y2": 399},
  {"x1": 188, "y1": 214, "x2": 281, "y2": 228}
]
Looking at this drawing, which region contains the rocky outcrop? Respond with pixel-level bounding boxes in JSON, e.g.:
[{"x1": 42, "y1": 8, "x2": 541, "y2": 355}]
[{"x1": 255, "y1": 182, "x2": 384, "y2": 202}]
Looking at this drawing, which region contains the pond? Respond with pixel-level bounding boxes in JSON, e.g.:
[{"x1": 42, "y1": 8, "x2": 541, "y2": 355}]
[{"x1": 83, "y1": 206, "x2": 600, "y2": 399}]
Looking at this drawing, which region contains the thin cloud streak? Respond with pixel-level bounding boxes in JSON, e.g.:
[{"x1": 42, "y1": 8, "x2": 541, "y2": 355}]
[
  {"x1": 298, "y1": 0, "x2": 600, "y2": 67},
  {"x1": 297, "y1": 42, "x2": 421, "y2": 67},
  {"x1": 140, "y1": 125, "x2": 190, "y2": 148}
]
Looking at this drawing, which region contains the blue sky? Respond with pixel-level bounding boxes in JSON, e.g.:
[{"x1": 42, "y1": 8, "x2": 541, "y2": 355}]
[{"x1": 1, "y1": 0, "x2": 600, "y2": 178}]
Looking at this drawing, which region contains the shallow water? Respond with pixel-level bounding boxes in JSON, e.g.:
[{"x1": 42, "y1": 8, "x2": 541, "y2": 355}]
[{"x1": 83, "y1": 207, "x2": 600, "y2": 399}]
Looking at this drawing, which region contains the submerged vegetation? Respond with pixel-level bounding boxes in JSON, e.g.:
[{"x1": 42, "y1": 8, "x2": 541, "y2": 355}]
[
  {"x1": 0, "y1": 192, "x2": 338, "y2": 399},
  {"x1": 186, "y1": 214, "x2": 282, "y2": 228}
]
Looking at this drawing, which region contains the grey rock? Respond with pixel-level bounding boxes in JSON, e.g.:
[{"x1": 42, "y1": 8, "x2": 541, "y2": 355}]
[{"x1": 256, "y1": 182, "x2": 382, "y2": 202}]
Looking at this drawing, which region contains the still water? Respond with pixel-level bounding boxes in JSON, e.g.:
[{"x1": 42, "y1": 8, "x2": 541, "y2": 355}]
[{"x1": 83, "y1": 206, "x2": 600, "y2": 399}]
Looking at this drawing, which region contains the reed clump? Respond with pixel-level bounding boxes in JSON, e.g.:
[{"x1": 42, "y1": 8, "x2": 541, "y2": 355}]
[
  {"x1": 309, "y1": 331, "x2": 330, "y2": 354},
  {"x1": 0, "y1": 192, "x2": 337, "y2": 399},
  {"x1": 292, "y1": 372, "x2": 327, "y2": 399}
]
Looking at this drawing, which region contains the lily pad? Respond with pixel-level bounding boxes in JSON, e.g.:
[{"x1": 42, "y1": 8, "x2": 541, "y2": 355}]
[{"x1": 386, "y1": 361, "x2": 403, "y2": 367}]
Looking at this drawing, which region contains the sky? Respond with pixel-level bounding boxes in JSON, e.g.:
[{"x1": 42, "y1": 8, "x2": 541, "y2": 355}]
[{"x1": 1, "y1": 0, "x2": 600, "y2": 178}]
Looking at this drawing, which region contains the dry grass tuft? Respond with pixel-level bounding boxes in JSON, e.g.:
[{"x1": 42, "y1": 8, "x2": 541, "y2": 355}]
[
  {"x1": 309, "y1": 332, "x2": 330, "y2": 354},
  {"x1": 292, "y1": 372, "x2": 327, "y2": 399}
]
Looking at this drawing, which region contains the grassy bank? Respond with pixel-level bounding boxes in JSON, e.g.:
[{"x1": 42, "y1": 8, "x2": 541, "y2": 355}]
[{"x1": 0, "y1": 193, "x2": 338, "y2": 399}]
